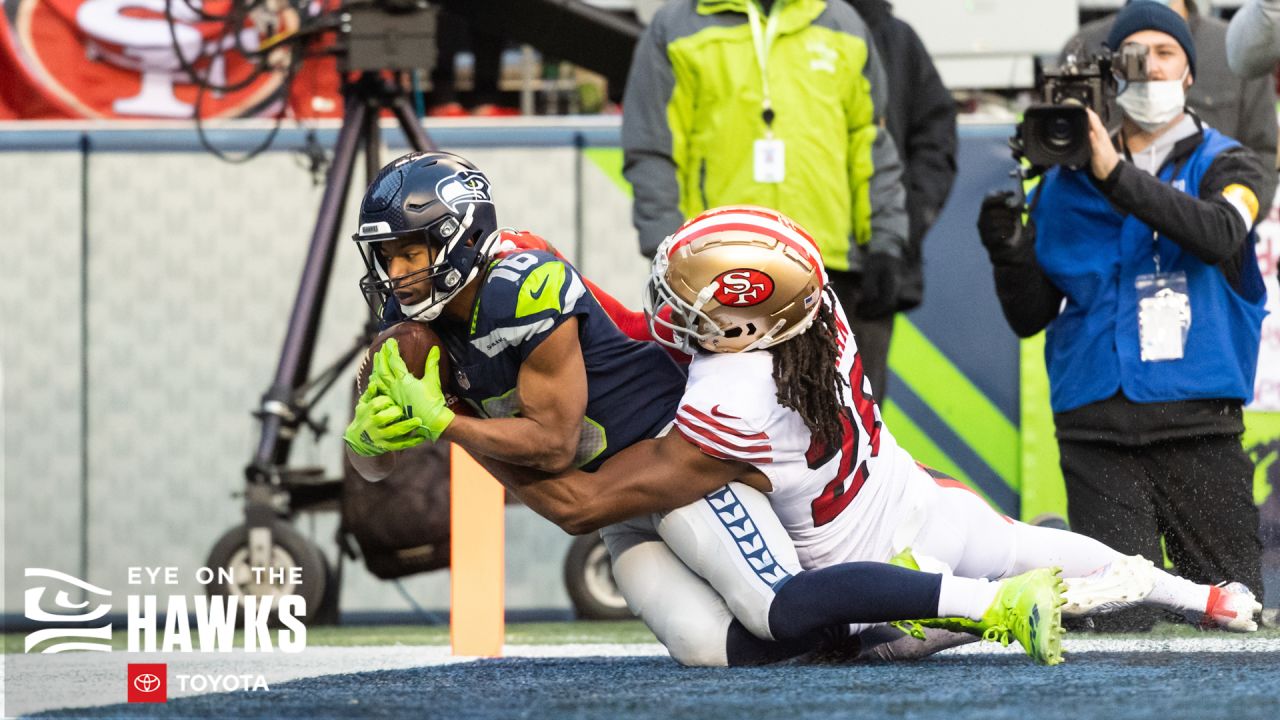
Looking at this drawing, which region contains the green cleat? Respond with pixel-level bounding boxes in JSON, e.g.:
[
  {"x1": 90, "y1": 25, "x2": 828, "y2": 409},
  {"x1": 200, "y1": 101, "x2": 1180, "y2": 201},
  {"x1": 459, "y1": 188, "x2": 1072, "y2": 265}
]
[
  {"x1": 888, "y1": 549, "x2": 929, "y2": 640},
  {"x1": 887, "y1": 549, "x2": 1066, "y2": 665},
  {"x1": 976, "y1": 567, "x2": 1067, "y2": 666},
  {"x1": 889, "y1": 547, "x2": 921, "y2": 571},
  {"x1": 887, "y1": 548, "x2": 987, "y2": 639}
]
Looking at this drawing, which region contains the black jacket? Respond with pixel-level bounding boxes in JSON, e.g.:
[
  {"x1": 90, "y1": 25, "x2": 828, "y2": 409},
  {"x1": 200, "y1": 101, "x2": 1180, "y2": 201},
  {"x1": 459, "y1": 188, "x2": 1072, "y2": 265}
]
[{"x1": 845, "y1": 0, "x2": 957, "y2": 311}]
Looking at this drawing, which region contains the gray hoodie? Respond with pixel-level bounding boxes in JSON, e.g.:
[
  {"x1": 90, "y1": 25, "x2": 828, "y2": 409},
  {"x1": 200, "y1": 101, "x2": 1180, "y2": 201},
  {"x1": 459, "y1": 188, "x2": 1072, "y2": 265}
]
[{"x1": 1227, "y1": 0, "x2": 1280, "y2": 78}]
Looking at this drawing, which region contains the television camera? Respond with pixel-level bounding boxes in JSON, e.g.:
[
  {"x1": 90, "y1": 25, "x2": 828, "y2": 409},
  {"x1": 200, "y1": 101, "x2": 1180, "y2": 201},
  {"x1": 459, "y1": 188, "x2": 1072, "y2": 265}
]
[{"x1": 1017, "y1": 43, "x2": 1148, "y2": 168}]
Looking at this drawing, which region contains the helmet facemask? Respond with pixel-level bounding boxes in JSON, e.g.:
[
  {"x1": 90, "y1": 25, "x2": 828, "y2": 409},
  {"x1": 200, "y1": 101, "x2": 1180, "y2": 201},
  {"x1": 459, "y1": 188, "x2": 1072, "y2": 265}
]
[
  {"x1": 354, "y1": 151, "x2": 501, "y2": 322},
  {"x1": 357, "y1": 203, "x2": 496, "y2": 321}
]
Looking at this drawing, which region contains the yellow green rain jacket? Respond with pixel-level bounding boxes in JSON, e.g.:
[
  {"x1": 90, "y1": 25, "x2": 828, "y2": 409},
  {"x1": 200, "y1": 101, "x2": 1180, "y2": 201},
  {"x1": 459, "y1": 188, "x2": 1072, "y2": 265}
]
[{"x1": 622, "y1": 0, "x2": 907, "y2": 271}]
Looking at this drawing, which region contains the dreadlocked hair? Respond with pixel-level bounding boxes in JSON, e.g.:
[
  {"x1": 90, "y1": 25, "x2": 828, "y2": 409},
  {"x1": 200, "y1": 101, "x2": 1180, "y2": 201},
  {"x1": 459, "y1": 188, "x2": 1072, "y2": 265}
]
[{"x1": 769, "y1": 286, "x2": 848, "y2": 450}]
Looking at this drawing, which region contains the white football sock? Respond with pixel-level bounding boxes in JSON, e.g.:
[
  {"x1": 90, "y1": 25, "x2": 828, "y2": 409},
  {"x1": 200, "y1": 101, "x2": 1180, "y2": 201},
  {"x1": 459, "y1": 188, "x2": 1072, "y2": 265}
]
[
  {"x1": 937, "y1": 575, "x2": 1000, "y2": 620},
  {"x1": 1145, "y1": 569, "x2": 1211, "y2": 614}
]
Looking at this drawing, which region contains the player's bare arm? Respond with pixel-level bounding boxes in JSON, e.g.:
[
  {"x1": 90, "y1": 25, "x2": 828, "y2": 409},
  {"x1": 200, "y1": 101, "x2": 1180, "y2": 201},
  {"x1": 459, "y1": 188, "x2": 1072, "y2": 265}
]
[
  {"x1": 441, "y1": 318, "x2": 588, "y2": 473},
  {"x1": 505, "y1": 430, "x2": 771, "y2": 535}
]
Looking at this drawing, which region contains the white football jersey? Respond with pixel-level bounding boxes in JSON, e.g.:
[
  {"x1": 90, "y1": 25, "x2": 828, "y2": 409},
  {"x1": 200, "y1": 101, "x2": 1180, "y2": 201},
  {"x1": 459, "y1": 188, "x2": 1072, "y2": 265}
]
[{"x1": 673, "y1": 320, "x2": 929, "y2": 571}]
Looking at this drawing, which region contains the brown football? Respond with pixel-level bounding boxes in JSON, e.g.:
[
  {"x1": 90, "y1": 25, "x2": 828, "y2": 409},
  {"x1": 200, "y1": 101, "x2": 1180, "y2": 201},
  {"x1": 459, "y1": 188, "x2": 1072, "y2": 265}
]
[{"x1": 357, "y1": 321, "x2": 471, "y2": 416}]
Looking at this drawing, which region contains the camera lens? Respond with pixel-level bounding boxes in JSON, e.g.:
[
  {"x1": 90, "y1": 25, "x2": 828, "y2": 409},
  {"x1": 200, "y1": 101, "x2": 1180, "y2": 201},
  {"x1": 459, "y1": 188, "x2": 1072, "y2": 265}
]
[
  {"x1": 1047, "y1": 117, "x2": 1074, "y2": 148},
  {"x1": 1023, "y1": 105, "x2": 1090, "y2": 167}
]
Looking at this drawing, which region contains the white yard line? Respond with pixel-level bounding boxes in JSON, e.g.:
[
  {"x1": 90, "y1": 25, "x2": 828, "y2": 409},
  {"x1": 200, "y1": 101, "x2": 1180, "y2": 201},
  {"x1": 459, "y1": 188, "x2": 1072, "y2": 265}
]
[{"x1": 3, "y1": 638, "x2": 1278, "y2": 717}]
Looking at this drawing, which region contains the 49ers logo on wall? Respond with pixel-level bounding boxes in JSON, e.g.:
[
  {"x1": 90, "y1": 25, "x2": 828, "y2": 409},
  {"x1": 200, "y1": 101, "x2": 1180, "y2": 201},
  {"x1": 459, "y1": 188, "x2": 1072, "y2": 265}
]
[
  {"x1": 712, "y1": 268, "x2": 774, "y2": 307},
  {"x1": 0, "y1": 0, "x2": 316, "y2": 119}
]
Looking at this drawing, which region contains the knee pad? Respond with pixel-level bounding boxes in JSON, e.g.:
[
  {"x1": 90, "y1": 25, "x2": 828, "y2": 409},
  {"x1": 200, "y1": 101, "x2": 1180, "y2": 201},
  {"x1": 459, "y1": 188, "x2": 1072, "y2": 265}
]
[
  {"x1": 608, "y1": 537, "x2": 731, "y2": 667},
  {"x1": 657, "y1": 613, "x2": 733, "y2": 667}
]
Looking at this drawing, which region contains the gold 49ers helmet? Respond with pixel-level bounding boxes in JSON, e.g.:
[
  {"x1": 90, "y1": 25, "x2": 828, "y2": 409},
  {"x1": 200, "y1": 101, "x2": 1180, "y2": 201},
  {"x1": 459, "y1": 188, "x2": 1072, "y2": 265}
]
[{"x1": 645, "y1": 205, "x2": 826, "y2": 354}]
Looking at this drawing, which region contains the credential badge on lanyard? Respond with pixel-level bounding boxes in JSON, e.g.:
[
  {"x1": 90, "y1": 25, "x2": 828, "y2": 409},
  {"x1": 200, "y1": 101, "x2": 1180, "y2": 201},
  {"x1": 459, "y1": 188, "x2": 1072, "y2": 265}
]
[
  {"x1": 748, "y1": 1, "x2": 785, "y2": 183},
  {"x1": 1135, "y1": 233, "x2": 1191, "y2": 362}
]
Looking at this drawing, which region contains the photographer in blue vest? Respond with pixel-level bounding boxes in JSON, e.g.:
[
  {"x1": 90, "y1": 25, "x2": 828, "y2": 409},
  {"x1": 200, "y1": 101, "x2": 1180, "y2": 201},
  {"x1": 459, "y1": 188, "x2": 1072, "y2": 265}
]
[{"x1": 978, "y1": 2, "x2": 1270, "y2": 630}]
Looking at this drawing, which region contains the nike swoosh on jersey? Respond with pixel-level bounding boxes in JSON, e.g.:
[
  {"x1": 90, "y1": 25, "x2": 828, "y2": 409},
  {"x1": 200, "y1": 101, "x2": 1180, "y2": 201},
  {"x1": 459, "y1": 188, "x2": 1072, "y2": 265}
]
[
  {"x1": 528, "y1": 276, "x2": 551, "y2": 300},
  {"x1": 710, "y1": 405, "x2": 743, "y2": 420}
]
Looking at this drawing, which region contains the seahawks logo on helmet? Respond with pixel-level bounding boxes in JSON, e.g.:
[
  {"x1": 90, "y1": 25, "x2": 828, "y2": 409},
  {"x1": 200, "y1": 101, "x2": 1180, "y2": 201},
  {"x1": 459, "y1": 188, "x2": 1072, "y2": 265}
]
[{"x1": 435, "y1": 171, "x2": 493, "y2": 214}]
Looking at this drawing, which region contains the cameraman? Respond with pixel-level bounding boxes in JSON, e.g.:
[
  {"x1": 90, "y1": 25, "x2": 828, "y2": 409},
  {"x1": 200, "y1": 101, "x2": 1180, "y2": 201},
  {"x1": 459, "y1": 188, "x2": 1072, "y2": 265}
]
[
  {"x1": 1063, "y1": 0, "x2": 1276, "y2": 198},
  {"x1": 979, "y1": 2, "x2": 1269, "y2": 630}
]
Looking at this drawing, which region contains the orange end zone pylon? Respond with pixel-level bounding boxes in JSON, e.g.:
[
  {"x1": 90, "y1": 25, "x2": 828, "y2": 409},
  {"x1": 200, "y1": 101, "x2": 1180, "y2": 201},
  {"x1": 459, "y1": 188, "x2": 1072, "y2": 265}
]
[{"x1": 450, "y1": 444, "x2": 505, "y2": 657}]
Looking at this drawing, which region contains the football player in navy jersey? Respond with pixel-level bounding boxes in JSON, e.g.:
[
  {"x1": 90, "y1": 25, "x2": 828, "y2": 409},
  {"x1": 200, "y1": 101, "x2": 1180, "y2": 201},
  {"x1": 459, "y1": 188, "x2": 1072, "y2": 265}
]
[
  {"x1": 344, "y1": 151, "x2": 686, "y2": 475},
  {"x1": 343, "y1": 152, "x2": 1067, "y2": 667}
]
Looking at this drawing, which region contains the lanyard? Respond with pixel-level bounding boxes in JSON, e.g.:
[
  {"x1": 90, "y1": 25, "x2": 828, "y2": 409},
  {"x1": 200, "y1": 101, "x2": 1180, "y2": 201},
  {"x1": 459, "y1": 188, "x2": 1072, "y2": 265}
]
[
  {"x1": 1120, "y1": 131, "x2": 1193, "y2": 275},
  {"x1": 745, "y1": 0, "x2": 781, "y2": 134}
]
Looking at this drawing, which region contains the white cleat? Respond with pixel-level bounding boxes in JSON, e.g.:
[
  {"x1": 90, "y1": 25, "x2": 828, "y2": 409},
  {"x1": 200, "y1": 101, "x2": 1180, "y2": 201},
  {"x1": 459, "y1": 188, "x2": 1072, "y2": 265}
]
[
  {"x1": 1190, "y1": 582, "x2": 1262, "y2": 633},
  {"x1": 1061, "y1": 555, "x2": 1156, "y2": 617}
]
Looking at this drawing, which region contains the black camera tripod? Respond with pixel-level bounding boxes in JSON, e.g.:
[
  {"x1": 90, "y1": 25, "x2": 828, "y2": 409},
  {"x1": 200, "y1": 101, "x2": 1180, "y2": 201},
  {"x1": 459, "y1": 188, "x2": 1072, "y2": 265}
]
[{"x1": 203, "y1": 71, "x2": 436, "y2": 623}]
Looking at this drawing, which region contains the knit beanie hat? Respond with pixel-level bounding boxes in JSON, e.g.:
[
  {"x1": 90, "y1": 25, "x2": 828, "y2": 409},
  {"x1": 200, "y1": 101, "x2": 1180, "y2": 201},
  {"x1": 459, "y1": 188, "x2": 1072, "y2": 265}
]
[{"x1": 1105, "y1": 1, "x2": 1196, "y2": 78}]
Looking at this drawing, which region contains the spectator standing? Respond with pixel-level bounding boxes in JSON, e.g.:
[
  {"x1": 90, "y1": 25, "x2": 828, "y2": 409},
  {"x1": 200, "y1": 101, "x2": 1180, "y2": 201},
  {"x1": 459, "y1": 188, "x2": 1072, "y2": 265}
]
[
  {"x1": 1062, "y1": 0, "x2": 1277, "y2": 200},
  {"x1": 1227, "y1": 0, "x2": 1280, "y2": 78},
  {"x1": 980, "y1": 3, "x2": 1269, "y2": 629},
  {"x1": 622, "y1": 0, "x2": 908, "y2": 400},
  {"x1": 845, "y1": 0, "x2": 958, "y2": 335}
]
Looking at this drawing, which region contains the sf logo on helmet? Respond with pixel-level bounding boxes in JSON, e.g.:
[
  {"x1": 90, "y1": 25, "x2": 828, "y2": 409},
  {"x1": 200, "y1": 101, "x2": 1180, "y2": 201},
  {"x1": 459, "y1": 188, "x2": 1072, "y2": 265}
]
[{"x1": 712, "y1": 269, "x2": 775, "y2": 307}]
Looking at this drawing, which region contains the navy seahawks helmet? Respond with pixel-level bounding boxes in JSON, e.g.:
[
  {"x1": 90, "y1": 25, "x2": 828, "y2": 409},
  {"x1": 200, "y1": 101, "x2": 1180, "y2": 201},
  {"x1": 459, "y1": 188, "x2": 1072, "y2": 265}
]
[{"x1": 354, "y1": 151, "x2": 500, "y2": 321}]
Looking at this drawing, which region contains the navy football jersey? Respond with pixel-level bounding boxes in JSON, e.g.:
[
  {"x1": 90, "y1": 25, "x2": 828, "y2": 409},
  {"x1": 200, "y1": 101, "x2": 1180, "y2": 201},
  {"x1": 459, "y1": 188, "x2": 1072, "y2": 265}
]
[{"x1": 431, "y1": 250, "x2": 686, "y2": 471}]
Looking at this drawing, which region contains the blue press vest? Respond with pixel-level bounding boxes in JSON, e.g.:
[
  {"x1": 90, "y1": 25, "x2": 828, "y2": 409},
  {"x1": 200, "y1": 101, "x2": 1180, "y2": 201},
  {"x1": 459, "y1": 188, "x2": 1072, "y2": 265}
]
[{"x1": 1031, "y1": 128, "x2": 1267, "y2": 413}]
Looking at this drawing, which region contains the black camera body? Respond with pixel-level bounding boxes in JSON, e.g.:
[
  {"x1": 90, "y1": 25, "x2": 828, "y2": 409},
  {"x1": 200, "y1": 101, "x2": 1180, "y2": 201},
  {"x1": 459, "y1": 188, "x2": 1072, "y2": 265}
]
[
  {"x1": 343, "y1": 0, "x2": 439, "y2": 73},
  {"x1": 1018, "y1": 45, "x2": 1147, "y2": 168}
]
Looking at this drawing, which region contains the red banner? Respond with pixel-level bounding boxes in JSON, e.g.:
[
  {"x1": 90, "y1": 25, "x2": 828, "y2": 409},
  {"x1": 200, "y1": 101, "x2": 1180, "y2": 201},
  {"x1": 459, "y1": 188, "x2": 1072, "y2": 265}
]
[{"x1": 0, "y1": 0, "x2": 340, "y2": 119}]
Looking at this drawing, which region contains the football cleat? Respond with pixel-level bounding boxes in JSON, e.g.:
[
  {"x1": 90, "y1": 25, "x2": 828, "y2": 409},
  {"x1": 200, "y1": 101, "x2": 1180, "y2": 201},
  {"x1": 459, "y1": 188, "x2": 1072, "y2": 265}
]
[
  {"x1": 886, "y1": 548, "x2": 930, "y2": 640},
  {"x1": 860, "y1": 626, "x2": 979, "y2": 663},
  {"x1": 1061, "y1": 555, "x2": 1156, "y2": 617},
  {"x1": 977, "y1": 567, "x2": 1067, "y2": 666},
  {"x1": 1187, "y1": 582, "x2": 1262, "y2": 633},
  {"x1": 888, "y1": 549, "x2": 1066, "y2": 665},
  {"x1": 905, "y1": 568, "x2": 1068, "y2": 666}
]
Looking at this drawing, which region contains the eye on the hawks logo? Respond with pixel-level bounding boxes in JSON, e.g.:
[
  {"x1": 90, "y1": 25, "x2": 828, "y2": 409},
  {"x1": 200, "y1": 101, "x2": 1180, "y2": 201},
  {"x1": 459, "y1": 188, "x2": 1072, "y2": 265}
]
[
  {"x1": 0, "y1": 0, "x2": 339, "y2": 119},
  {"x1": 712, "y1": 268, "x2": 774, "y2": 307}
]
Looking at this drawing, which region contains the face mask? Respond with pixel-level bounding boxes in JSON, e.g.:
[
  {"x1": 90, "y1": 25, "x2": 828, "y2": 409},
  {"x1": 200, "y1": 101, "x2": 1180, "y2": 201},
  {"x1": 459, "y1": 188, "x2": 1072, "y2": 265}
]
[{"x1": 1117, "y1": 70, "x2": 1188, "y2": 132}]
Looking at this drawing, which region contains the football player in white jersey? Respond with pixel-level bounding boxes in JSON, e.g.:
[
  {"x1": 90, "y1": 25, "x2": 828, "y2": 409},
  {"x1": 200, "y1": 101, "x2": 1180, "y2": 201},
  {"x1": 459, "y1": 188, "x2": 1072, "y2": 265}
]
[{"x1": 512, "y1": 205, "x2": 1262, "y2": 654}]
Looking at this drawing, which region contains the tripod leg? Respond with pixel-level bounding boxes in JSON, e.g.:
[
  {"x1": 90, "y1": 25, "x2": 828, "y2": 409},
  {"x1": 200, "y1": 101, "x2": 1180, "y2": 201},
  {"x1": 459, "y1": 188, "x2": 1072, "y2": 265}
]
[
  {"x1": 248, "y1": 96, "x2": 371, "y2": 477},
  {"x1": 365, "y1": 103, "x2": 382, "y2": 190},
  {"x1": 390, "y1": 94, "x2": 437, "y2": 153}
]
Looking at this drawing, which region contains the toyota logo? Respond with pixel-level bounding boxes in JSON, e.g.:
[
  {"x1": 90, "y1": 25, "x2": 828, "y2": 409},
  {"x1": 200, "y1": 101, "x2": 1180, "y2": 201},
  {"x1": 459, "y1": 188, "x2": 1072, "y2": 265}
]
[{"x1": 133, "y1": 674, "x2": 161, "y2": 693}]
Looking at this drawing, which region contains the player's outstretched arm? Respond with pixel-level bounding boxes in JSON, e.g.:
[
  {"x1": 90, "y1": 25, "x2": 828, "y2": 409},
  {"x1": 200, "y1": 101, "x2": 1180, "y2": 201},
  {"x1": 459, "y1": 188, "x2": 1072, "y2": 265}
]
[
  {"x1": 441, "y1": 319, "x2": 589, "y2": 474},
  {"x1": 511, "y1": 431, "x2": 769, "y2": 535}
]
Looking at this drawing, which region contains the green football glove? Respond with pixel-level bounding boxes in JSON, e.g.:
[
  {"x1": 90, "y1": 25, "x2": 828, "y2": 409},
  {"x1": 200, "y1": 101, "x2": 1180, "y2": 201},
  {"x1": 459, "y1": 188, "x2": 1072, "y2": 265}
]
[
  {"x1": 344, "y1": 380, "x2": 428, "y2": 456},
  {"x1": 372, "y1": 340, "x2": 456, "y2": 443}
]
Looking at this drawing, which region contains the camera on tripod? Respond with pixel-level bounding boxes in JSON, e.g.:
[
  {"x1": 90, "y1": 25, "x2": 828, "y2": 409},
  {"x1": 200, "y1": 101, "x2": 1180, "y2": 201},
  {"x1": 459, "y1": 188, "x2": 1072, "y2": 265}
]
[
  {"x1": 342, "y1": 0, "x2": 439, "y2": 73},
  {"x1": 1017, "y1": 43, "x2": 1148, "y2": 168}
]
